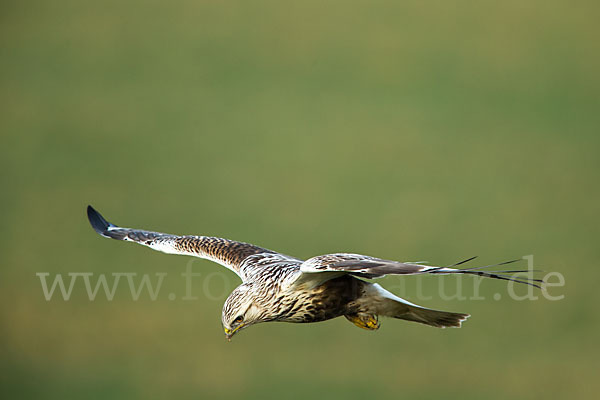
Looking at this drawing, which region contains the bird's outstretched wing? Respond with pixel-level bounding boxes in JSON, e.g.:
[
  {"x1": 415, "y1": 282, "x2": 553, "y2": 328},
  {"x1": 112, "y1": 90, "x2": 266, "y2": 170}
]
[
  {"x1": 87, "y1": 205, "x2": 277, "y2": 280},
  {"x1": 299, "y1": 253, "x2": 543, "y2": 288}
]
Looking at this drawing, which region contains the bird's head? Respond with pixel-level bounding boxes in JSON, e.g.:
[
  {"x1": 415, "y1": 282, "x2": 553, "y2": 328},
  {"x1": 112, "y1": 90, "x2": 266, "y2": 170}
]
[{"x1": 222, "y1": 283, "x2": 270, "y2": 341}]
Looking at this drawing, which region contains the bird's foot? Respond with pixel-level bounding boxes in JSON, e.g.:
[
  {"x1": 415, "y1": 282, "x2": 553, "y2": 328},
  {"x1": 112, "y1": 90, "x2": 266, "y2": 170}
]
[{"x1": 344, "y1": 313, "x2": 380, "y2": 330}]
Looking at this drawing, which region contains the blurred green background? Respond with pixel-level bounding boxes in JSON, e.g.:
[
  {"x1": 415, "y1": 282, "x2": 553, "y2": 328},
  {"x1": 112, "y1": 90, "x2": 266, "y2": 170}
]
[{"x1": 1, "y1": 0, "x2": 599, "y2": 399}]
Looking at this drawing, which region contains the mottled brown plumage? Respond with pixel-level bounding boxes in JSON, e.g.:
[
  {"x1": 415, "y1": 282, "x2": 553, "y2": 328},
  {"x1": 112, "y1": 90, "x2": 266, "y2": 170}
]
[{"x1": 87, "y1": 205, "x2": 541, "y2": 340}]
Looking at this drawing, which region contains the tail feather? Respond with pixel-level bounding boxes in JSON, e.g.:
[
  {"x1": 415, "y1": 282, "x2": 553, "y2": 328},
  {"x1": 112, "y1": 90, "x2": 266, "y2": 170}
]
[
  {"x1": 397, "y1": 306, "x2": 470, "y2": 328},
  {"x1": 367, "y1": 283, "x2": 470, "y2": 328}
]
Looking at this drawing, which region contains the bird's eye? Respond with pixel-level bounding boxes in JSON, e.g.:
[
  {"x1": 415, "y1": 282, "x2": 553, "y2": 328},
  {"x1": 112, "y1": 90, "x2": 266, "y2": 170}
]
[{"x1": 233, "y1": 315, "x2": 244, "y2": 324}]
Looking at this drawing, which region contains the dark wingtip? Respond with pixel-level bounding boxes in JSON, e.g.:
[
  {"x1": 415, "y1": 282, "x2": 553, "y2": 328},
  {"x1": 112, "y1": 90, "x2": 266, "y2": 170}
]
[
  {"x1": 447, "y1": 256, "x2": 478, "y2": 268},
  {"x1": 87, "y1": 205, "x2": 113, "y2": 236}
]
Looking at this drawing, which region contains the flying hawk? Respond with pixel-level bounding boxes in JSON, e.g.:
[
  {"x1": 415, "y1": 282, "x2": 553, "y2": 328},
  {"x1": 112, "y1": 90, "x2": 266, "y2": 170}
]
[{"x1": 87, "y1": 206, "x2": 541, "y2": 340}]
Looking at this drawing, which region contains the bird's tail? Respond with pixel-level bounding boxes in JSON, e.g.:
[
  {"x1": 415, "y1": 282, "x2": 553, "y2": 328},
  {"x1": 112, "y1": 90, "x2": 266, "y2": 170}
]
[
  {"x1": 367, "y1": 283, "x2": 469, "y2": 328},
  {"x1": 393, "y1": 305, "x2": 469, "y2": 328}
]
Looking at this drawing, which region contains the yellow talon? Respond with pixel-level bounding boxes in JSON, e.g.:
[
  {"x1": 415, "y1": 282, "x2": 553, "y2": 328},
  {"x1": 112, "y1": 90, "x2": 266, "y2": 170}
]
[{"x1": 345, "y1": 314, "x2": 380, "y2": 330}]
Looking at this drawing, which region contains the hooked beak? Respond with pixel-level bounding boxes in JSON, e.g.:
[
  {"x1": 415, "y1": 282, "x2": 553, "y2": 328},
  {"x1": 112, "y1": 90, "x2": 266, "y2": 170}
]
[{"x1": 224, "y1": 324, "x2": 244, "y2": 341}]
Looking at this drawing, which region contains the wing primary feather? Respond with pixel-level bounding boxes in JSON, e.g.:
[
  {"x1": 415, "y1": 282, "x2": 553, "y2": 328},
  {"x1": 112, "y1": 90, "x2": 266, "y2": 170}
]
[
  {"x1": 86, "y1": 206, "x2": 283, "y2": 279},
  {"x1": 456, "y1": 258, "x2": 522, "y2": 271},
  {"x1": 87, "y1": 205, "x2": 116, "y2": 237},
  {"x1": 446, "y1": 256, "x2": 478, "y2": 267},
  {"x1": 431, "y1": 268, "x2": 544, "y2": 289}
]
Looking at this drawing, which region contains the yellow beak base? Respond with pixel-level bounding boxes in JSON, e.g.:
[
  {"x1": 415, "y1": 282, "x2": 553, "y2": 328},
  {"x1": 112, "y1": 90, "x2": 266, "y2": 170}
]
[{"x1": 224, "y1": 324, "x2": 243, "y2": 341}]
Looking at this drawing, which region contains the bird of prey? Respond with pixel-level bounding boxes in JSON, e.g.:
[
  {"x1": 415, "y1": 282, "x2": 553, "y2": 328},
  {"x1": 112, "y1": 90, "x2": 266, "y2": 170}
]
[{"x1": 87, "y1": 206, "x2": 541, "y2": 340}]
